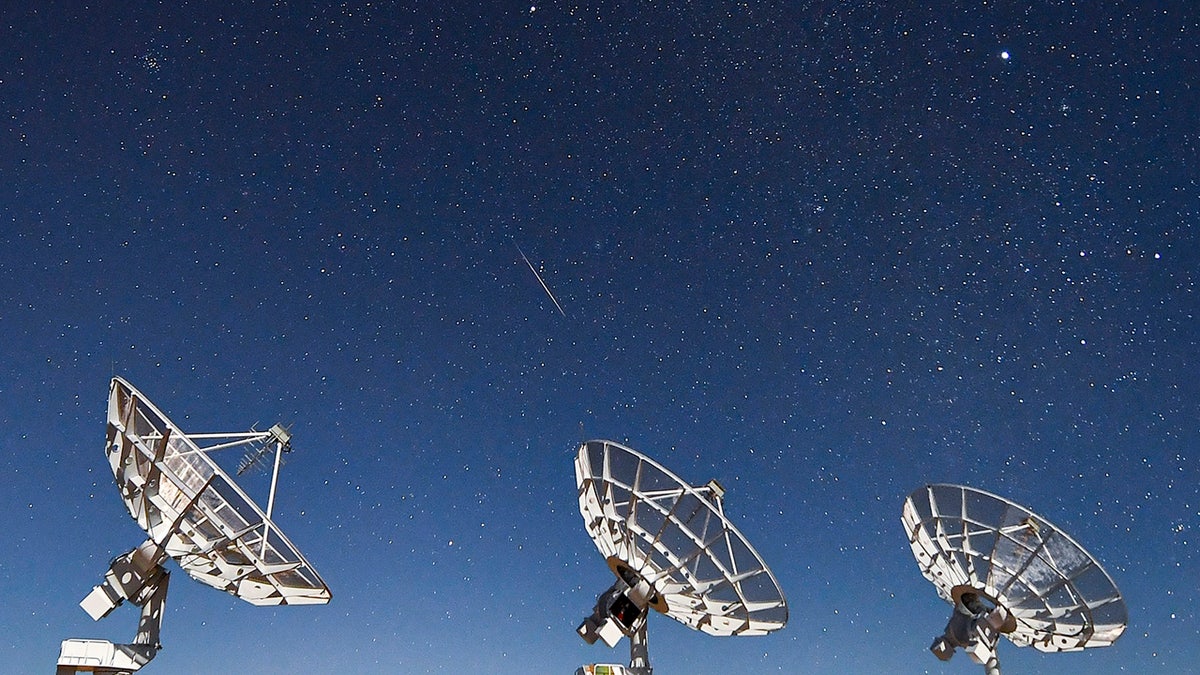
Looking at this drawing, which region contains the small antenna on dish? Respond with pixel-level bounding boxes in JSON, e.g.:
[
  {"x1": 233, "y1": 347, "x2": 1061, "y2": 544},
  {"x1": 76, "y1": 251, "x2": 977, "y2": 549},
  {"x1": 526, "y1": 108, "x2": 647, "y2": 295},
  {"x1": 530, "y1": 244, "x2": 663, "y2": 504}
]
[{"x1": 237, "y1": 423, "x2": 292, "y2": 476}]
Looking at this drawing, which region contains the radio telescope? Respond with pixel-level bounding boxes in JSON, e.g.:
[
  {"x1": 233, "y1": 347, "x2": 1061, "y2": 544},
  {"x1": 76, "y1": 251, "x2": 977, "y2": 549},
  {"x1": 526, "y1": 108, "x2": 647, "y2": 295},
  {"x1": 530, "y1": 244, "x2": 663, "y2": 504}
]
[
  {"x1": 902, "y1": 484, "x2": 1127, "y2": 674},
  {"x1": 57, "y1": 377, "x2": 331, "y2": 675},
  {"x1": 574, "y1": 439, "x2": 788, "y2": 675}
]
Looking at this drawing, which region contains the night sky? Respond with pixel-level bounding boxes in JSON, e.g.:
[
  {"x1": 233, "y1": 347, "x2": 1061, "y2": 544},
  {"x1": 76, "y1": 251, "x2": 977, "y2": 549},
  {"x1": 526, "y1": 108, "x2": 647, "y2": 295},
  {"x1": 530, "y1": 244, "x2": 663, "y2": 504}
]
[{"x1": 2, "y1": 2, "x2": 1197, "y2": 673}]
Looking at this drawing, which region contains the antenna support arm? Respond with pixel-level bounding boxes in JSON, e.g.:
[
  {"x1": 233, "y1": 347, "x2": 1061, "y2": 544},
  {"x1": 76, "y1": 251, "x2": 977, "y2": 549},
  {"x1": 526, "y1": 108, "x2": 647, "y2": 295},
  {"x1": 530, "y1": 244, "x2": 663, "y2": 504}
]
[{"x1": 57, "y1": 540, "x2": 171, "y2": 675}]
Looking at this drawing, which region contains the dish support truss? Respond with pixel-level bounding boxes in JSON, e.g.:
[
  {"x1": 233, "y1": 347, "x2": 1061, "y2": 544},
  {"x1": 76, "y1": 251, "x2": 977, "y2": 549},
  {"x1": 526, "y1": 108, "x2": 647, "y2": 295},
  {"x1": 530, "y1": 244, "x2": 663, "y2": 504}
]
[
  {"x1": 59, "y1": 379, "x2": 329, "y2": 673},
  {"x1": 903, "y1": 484, "x2": 1127, "y2": 674},
  {"x1": 575, "y1": 440, "x2": 787, "y2": 674}
]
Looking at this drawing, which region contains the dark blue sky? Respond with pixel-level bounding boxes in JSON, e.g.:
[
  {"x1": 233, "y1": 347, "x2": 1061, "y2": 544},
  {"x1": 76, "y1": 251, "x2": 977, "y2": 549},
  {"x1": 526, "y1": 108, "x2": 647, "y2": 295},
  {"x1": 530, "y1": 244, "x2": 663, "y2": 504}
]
[{"x1": 2, "y1": 2, "x2": 1197, "y2": 672}]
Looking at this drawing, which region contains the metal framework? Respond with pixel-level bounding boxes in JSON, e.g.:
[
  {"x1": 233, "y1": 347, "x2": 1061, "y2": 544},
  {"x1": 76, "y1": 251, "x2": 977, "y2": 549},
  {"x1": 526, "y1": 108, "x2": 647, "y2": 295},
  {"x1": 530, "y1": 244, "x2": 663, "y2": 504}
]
[
  {"x1": 902, "y1": 484, "x2": 1127, "y2": 674},
  {"x1": 574, "y1": 439, "x2": 787, "y2": 674},
  {"x1": 58, "y1": 378, "x2": 331, "y2": 674}
]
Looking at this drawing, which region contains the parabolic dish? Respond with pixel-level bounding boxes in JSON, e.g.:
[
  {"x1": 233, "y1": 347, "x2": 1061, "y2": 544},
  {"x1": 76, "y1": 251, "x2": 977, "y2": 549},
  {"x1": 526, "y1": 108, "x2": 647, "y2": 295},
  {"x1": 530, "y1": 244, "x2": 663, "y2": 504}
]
[
  {"x1": 575, "y1": 440, "x2": 787, "y2": 636},
  {"x1": 902, "y1": 483, "x2": 1126, "y2": 652},
  {"x1": 105, "y1": 377, "x2": 331, "y2": 605}
]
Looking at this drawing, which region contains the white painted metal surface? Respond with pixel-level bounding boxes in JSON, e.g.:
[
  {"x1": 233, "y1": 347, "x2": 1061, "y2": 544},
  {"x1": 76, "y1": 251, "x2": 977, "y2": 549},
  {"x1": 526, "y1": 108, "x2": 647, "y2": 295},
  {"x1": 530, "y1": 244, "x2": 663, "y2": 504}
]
[
  {"x1": 575, "y1": 439, "x2": 787, "y2": 674},
  {"x1": 58, "y1": 378, "x2": 330, "y2": 674},
  {"x1": 903, "y1": 483, "x2": 1127, "y2": 671},
  {"x1": 103, "y1": 377, "x2": 330, "y2": 605}
]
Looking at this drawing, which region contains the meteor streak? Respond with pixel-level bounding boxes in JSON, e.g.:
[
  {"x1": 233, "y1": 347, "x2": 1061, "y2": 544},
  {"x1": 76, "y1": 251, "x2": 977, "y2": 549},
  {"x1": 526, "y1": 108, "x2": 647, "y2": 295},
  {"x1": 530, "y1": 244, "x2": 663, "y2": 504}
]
[{"x1": 516, "y1": 244, "x2": 566, "y2": 316}]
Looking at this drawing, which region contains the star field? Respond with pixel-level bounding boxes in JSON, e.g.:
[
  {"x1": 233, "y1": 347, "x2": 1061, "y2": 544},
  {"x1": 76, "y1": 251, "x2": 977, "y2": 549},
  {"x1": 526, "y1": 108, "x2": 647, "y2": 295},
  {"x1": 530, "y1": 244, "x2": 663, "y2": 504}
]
[{"x1": 1, "y1": 2, "x2": 1197, "y2": 673}]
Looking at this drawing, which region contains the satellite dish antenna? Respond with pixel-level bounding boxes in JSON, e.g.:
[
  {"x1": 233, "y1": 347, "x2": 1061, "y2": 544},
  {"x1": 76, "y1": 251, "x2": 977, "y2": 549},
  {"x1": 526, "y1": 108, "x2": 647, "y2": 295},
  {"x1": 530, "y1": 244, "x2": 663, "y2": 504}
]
[
  {"x1": 574, "y1": 440, "x2": 787, "y2": 675},
  {"x1": 902, "y1": 484, "x2": 1127, "y2": 675},
  {"x1": 57, "y1": 377, "x2": 331, "y2": 675}
]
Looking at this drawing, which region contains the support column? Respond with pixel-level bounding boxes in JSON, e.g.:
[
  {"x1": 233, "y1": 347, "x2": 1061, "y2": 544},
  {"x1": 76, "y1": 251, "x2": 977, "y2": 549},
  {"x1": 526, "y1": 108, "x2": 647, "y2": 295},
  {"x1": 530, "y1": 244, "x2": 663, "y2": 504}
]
[{"x1": 628, "y1": 620, "x2": 652, "y2": 675}]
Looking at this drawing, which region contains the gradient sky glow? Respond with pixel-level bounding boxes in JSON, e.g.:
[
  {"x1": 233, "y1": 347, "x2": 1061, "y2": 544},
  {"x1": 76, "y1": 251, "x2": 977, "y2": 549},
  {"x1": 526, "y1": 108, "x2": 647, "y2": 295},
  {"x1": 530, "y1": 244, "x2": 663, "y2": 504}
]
[{"x1": 2, "y1": 2, "x2": 1198, "y2": 673}]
